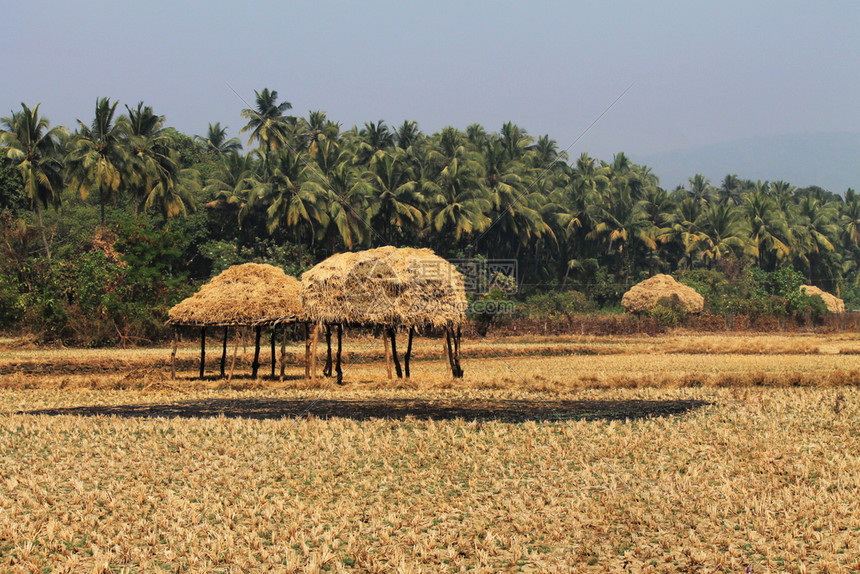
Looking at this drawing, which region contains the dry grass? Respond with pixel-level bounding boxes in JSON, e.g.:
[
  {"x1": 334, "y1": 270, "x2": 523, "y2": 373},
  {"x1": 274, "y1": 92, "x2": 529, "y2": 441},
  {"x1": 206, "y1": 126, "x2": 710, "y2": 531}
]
[{"x1": 2, "y1": 333, "x2": 860, "y2": 571}]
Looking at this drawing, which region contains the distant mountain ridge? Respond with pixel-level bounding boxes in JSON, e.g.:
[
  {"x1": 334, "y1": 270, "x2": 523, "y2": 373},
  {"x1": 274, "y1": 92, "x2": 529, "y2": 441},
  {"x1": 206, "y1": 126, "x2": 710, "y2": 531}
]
[{"x1": 637, "y1": 132, "x2": 860, "y2": 194}]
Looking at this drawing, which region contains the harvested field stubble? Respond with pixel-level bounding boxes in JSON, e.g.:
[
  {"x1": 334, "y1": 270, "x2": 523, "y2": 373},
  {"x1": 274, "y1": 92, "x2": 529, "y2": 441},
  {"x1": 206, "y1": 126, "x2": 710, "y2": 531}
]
[{"x1": 0, "y1": 386, "x2": 859, "y2": 572}]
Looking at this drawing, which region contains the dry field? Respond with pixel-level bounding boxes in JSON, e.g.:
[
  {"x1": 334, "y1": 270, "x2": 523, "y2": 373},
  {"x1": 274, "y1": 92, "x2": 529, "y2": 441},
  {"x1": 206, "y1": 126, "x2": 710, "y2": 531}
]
[{"x1": 1, "y1": 332, "x2": 859, "y2": 572}]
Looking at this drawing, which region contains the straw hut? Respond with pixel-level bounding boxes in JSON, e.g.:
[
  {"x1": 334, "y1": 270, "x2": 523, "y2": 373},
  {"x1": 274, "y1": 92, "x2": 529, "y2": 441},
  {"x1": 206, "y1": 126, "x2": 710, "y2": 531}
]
[
  {"x1": 800, "y1": 285, "x2": 845, "y2": 313},
  {"x1": 301, "y1": 246, "x2": 467, "y2": 382},
  {"x1": 621, "y1": 274, "x2": 705, "y2": 314},
  {"x1": 167, "y1": 263, "x2": 302, "y2": 379}
]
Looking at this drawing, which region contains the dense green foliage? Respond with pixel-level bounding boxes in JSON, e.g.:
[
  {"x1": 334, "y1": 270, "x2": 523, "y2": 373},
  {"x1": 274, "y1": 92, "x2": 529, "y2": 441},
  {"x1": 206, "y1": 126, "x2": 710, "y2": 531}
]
[{"x1": 1, "y1": 91, "x2": 858, "y2": 343}]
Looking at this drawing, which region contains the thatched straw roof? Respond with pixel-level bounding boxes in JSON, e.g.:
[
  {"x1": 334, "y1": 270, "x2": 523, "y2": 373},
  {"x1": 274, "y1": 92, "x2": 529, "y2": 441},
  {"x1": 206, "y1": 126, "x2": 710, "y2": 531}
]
[
  {"x1": 622, "y1": 274, "x2": 705, "y2": 314},
  {"x1": 800, "y1": 285, "x2": 845, "y2": 313},
  {"x1": 301, "y1": 246, "x2": 467, "y2": 328},
  {"x1": 167, "y1": 263, "x2": 302, "y2": 327}
]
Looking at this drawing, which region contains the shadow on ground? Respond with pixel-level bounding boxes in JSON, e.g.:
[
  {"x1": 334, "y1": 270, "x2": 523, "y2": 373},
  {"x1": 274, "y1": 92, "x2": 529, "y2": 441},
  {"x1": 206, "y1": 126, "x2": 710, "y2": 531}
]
[{"x1": 24, "y1": 398, "x2": 710, "y2": 423}]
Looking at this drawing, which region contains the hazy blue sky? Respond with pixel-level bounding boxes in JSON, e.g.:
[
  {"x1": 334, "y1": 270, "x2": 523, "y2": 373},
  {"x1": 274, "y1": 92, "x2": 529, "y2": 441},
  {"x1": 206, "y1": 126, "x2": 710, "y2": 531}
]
[{"x1": 4, "y1": 1, "x2": 859, "y2": 164}]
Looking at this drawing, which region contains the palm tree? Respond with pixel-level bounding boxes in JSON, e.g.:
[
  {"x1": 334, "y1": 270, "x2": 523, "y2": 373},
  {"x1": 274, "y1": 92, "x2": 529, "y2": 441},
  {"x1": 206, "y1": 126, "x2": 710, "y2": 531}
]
[
  {"x1": 306, "y1": 161, "x2": 376, "y2": 250},
  {"x1": 203, "y1": 150, "x2": 259, "y2": 232},
  {"x1": 425, "y1": 157, "x2": 491, "y2": 251},
  {"x1": 66, "y1": 97, "x2": 130, "y2": 225},
  {"x1": 255, "y1": 148, "x2": 327, "y2": 266},
  {"x1": 365, "y1": 149, "x2": 424, "y2": 245},
  {"x1": 240, "y1": 88, "x2": 293, "y2": 151},
  {"x1": 0, "y1": 103, "x2": 66, "y2": 259},
  {"x1": 742, "y1": 183, "x2": 791, "y2": 268},
  {"x1": 195, "y1": 122, "x2": 241, "y2": 156},
  {"x1": 124, "y1": 101, "x2": 170, "y2": 217},
  {"x1": 142, "y1": 148, "x2": 199, "y2": 219},
  {"x1": 793, "y1": 194, "x2": 838, "y2": 282},
  {"x1": 694, "y1": 204, "x2": 749, "y2": 267}
]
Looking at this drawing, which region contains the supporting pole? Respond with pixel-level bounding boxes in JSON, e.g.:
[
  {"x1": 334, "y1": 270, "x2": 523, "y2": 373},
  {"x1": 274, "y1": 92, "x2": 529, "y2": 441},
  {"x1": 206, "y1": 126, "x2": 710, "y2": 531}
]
[
  {"x1": 453, "y1": 324, "x2": 464, "y2": 378},
  {"x1": 252, "y1": 325, "x2": 262, "y2": 379},
  {"x1": 404, "y1": 325, "x2": 414, "y2": 379},
  {"x1": 304, "y1": 323, "x2": 311, "y2": 379},
  {"x1": 170, "y1": 327, "x2": 178, "y2": 379},
  {"x1": 270, "y1": 325, "x2": 276, "y2": 379},
  {"x1": 220, "y1": 326, "x2": 228, "y2": 378},
  {"x1": 228, "y1": 327, "x2": 241, "y2": 383},
  {"x1": 445, "y1": 326, "x2": 457, "y2": 378},
  {"x1": 383, "y1": 328, "x2": 393, "y2": 379},
  {"x1": 310, "y1": 322, "x2": 321, "y2": 381},
  {"x1": 389, "y1": 327, "x2": 403, "y2": 379},
  {"x1": 323, "y1": 324, "x2": 333, "y2": 377},
  {"x1": 280, "y1": 323, "x2": 287, "y2": 382},
  {"x1": 335, "y1": 323, "x2": 343, "y2": 384},
  {"x1": 199, "y1": 327, "x2": 206, "y2": 379},
  {"x1": 443, "y1": 335, "x2": 451, "y2": 374}
]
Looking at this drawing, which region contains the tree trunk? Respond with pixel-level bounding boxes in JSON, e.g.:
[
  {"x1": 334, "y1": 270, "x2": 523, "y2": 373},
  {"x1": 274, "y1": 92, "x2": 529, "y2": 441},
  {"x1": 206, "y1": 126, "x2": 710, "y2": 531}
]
[
  {"x1": 310, "y1": 323, "x2": 320, "y2": 380},
  {"x1": 35, "y1": 200, "x2": 51, "y2": 260}
]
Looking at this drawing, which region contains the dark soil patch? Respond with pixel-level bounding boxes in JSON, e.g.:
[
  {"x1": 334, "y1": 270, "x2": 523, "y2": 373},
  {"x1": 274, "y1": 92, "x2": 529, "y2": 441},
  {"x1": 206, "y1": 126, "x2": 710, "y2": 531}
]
[{"x1": 23, "y1": 398, "x2": 710, "y2": 423}]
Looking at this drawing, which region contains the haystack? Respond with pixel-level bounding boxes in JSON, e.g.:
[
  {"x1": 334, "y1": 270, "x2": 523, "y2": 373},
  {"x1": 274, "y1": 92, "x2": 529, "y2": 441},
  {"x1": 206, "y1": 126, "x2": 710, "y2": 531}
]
[
  {"x1": 301, "y1": 246, "x2": 467, "y2": 381},
  {"x1": 800, "y1": 285, "x2": 845, "y2": 313},
  {"x1": 621, "y1": 274, "x2": 704, "y2": 314},
  {"x1": 168, "y1": 263, "x2": 302, "y2": 327},
  {"x1": 167, "y1": 263, "x2": 302, "y2": 380},
  {"x1": 301, "y1": 246, "x2": 466, "y2": 328}
]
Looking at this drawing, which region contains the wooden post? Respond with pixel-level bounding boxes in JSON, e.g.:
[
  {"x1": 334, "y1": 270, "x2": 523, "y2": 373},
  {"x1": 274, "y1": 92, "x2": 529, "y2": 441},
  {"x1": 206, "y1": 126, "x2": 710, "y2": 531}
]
[
  {"x1": 304, "y1": 323, "x2": 311, "y2": 379},
  {"x1": 228, "y1": 327, "x2": 241, "y2": 383},
  {"x1": 270, "y1": 325, "x2": 276, "y2": 379},
  {"x1": 404, "y1": 325, "x2": 414, "y2": 379},
  {"x1": 453, "y1": 324, "x2": 464, "y2": 378},
  {"x1": 279, "y1": 323, "x2": 287, "y2": 382},
  {"x1": 220, "y1": 326, "x2": 228, "y2": 378},
  {"x1": 335, "y1": 323, "x2": 343, "y2": 384},
  {"x1": 199, "y1": 327, "x2": 206, "y2": 379},
  {"x1": 170, "y1": 327, "x2": 178, "y2": 379},
  {"x1": 383, "y1": 328, "x2": 393, "y2": 379},
  {"x1": 251, "y1": 325, "x2": 262, "y2": 379},
  {"x1": 389, "y1": 327, "x2": 403, "y2": 379},
  {"x1": 310, "y1": 322, "x2": 321, "y2": 381},
  {"x1": 323, "y1": 324, "x2": 333, "y2": 377},
  {"x1": 443, "y1": 335, "x2": 451, "y2": 374},
  {"x1": 445, "y1": 326, "x2": 457, "y2": 377}
]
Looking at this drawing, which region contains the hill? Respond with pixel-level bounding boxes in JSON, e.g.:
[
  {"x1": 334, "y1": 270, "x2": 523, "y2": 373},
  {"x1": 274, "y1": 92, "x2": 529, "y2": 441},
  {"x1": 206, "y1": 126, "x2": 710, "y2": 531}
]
[{"x1": 638, "y1": 132, "x2": 860, "y2": 193}]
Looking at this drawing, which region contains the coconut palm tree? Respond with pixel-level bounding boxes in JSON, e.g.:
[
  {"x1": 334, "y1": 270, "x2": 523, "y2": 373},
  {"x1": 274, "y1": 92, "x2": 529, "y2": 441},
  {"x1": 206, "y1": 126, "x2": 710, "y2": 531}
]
[
  {"x1": 693, "y1": 204, "x2": 749, "y2": 267},
  {"x1": 240, "y1": 88, "x2": 294, "y2": 151},
  {"x1": 123, "y1": 102, "x2": 170, "y2": 217},
  {"x1": 306, "y1": 161, "x2": 376, "y2": 250},
  {"x1": 0, "y1": 103, "x2": 66, "y2": 259},
  {"x1": 195, "y1": 122, "x2": 241, "y2": 156},
  {"x1": 742, "y1": 183, "x2": 791, "y2": 269},
  {"x1": 66, "y1": 97, "x2": 130, "y2": 225},
  {"x1": 365, "y1": 149, "x2": 424, "y2": 245},
  {"x1": 425, "y1": 157, "x2": 491, "y2": 251}
]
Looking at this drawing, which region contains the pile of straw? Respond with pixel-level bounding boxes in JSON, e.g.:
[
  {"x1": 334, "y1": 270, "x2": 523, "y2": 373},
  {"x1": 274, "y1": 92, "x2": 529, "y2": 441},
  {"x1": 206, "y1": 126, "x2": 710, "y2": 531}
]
[
  {"x1": 301, "y1": 246, "x2": 466, "y2": 328},
  {"x1": 800, "y1": 285, "x2": 845, "y2": 313},
  {"x1": 167, "y1": 263, "x2": 302, "y2": 327},
  {"x1": 621, "y1": 274, "x2": 705, "y2": 314}
]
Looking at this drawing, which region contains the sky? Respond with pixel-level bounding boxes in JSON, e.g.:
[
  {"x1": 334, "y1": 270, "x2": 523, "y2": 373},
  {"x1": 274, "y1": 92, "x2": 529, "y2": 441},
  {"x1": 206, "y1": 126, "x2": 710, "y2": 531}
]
[{"x1": 4, "y1": 1, "x2": 860, "y2": 171}]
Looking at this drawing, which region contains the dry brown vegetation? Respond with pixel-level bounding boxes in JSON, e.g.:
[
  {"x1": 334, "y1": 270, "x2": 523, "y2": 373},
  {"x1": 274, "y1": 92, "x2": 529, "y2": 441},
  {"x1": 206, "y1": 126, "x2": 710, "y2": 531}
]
[{"x1": 1, "y1": 333, "x2": 860, "y2": 572}]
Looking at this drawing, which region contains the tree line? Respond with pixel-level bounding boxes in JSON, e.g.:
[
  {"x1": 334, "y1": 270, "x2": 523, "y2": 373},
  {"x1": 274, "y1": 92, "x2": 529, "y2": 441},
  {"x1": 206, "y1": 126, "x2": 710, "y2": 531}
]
[{"x1": 1, "y1": 88, "x2": 859, "y2": 342}]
